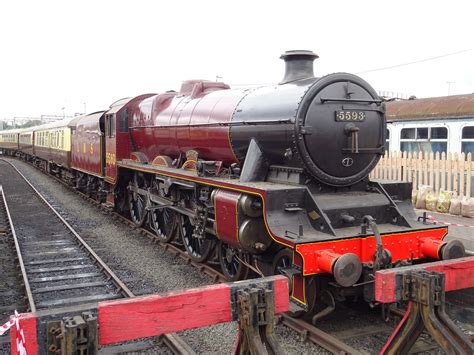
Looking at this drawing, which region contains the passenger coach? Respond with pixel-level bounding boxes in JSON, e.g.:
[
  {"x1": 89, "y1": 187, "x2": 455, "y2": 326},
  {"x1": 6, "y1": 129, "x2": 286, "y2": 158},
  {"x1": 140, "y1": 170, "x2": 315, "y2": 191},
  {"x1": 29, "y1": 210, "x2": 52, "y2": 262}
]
[{"x1": 0, "y1": 130, "x2": 19, "y2": 151}]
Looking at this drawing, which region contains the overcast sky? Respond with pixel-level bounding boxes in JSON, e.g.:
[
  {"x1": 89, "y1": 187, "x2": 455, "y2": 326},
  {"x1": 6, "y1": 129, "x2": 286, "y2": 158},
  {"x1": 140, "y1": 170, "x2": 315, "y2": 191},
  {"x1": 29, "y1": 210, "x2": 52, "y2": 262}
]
[{"x1": 0, "y1": 0, "x2": 472, "y2": 120}]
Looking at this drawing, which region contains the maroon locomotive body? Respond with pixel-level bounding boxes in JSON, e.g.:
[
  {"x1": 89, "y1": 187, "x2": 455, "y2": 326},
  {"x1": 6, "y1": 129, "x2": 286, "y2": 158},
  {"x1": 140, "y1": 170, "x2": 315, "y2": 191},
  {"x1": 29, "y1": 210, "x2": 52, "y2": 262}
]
[{"x1": 129, "y1": 81, "x2": 239, "y2": 165}]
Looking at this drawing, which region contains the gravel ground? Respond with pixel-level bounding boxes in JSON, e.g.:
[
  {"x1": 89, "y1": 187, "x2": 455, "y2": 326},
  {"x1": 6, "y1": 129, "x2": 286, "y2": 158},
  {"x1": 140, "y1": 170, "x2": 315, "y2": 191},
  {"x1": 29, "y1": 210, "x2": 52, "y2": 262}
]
[{"x1": 4, "y1": 159, "x2": 326, "y2": 354}]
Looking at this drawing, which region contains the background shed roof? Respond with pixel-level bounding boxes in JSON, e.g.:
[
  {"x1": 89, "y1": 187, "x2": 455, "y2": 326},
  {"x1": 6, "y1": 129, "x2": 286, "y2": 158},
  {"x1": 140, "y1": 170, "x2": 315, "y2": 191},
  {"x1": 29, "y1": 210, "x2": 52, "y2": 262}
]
[{"x1": 386, "y1": 93, "x2": 474, "y2": 120}]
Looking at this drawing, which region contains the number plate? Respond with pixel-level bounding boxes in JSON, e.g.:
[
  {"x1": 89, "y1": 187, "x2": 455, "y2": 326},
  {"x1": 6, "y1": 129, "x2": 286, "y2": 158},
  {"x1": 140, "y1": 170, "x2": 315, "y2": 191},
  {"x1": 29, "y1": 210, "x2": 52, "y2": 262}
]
[{"x1": 335, "y1": 110, "x2": 366, "y2": 122}]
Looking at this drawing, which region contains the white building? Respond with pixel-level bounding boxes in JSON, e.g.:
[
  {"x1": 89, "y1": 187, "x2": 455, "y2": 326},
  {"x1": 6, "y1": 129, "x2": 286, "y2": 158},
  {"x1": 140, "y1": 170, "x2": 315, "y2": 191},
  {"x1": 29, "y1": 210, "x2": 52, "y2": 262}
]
[{"x1": 386, "y1": 94, "x2": 474, "y2": 155}]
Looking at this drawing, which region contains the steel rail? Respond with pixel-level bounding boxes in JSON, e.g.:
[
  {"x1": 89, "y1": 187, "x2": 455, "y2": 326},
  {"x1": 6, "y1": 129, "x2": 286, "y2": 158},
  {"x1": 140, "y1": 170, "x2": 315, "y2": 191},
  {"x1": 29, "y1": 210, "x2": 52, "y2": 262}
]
[
  {"x1": 2, "y1": 159, "x2": 194, "y2": 355},
  {"x1": 0, "y1": 185, "x2": 36, "y2": 312},
  {"x1": 280, "y1": 314, "x2": 361, "y2": 355},
  {"x1": 160, "y1": 334, "x2": 197, "y2": 355}
]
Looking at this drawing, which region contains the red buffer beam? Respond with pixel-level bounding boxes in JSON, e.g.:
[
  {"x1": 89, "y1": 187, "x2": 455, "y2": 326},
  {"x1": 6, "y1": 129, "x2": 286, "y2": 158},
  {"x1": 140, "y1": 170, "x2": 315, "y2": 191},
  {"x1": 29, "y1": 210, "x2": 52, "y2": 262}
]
[{"x1": 375, "y1": 256, "x2": 474, "y2": 303}]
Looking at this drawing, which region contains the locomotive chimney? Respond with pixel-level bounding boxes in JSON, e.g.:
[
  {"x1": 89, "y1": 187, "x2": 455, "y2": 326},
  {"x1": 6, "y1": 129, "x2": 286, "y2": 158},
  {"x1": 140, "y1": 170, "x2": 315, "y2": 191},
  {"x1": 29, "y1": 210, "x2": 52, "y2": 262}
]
[{"x1": 279, "y1": 50, "x2": 318, "y2": 84}]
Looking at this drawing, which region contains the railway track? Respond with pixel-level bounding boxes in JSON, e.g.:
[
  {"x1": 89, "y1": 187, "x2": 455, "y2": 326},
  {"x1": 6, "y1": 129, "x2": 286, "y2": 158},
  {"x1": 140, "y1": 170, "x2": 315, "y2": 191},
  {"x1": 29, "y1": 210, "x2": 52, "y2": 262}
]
[
  {"x1": 0, "y1": 159, "x2": 133, "y2": 311},
  {"x1": 0, "y1": 159, "x2": 193, "y2": 354},
  {"x1": 6, "y1": 157, "x2": 470, "y2": 354}
]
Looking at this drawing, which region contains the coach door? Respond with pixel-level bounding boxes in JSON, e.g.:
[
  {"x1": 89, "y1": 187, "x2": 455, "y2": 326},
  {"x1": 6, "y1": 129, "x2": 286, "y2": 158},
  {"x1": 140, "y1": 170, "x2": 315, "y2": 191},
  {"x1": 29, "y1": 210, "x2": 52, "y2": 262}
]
[
  {"x1": 105, "y1": 113, "x2": 117, "y2": 183},
  {"x1": 99, "y1": 114, "x2": 106, "y2": 174}
]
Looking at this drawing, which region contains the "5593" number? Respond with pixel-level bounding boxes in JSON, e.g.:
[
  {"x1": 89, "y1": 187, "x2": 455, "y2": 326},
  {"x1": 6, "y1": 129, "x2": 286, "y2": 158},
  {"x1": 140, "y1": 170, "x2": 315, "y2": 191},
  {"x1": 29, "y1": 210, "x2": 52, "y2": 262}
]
[{"x1": 335, "y1": 111, "x2": 366, "y2": 121}]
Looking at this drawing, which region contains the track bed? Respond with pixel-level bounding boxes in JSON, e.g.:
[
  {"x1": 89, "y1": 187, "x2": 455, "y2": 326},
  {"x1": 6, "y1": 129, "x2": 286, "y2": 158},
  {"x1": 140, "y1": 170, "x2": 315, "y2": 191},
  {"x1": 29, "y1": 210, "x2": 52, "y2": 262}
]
[{"x1": 0, "y1": 160, "x2": 131, "y2": 312}]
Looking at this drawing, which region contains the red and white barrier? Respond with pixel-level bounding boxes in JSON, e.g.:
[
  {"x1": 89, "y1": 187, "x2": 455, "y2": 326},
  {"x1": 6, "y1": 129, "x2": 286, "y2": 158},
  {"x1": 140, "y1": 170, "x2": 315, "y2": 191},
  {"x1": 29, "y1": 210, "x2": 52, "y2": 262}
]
[
  {"x1": 426, "y1": 215, "x2": 474, "y2": 255},
  {"x1": 427, "y1": 214, "x2": 474, "y2": 228},
  {"x1": 1, "y1": 311, "x2": 27, "y2": 354},
  {"x1": 0, "y1": 317, "x2": 15, "y2": 336}
]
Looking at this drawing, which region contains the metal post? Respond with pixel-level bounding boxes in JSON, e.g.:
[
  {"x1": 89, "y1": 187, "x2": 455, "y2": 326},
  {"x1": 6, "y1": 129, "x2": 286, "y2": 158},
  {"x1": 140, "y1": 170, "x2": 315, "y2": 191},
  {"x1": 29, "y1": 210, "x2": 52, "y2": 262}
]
[
  {"x1": 47, "y1": 312, "x2": 98, "y2": 355},
  {"x1": 235, "y1": 287, "x2": 283, "y2": 355},
  {"x1": 381, "y1": 271, "x2": 473, "y2": 354}
]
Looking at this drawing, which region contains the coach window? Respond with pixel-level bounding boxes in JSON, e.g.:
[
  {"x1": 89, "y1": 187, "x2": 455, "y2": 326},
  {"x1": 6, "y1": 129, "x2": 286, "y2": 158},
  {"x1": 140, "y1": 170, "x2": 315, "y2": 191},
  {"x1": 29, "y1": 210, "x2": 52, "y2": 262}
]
[
  {"x1": 400, "y1": 127, "x2": 448, "y2": 154},
  {"x1": 461, "y1": 126, "x2": 474, "y2": 155}
]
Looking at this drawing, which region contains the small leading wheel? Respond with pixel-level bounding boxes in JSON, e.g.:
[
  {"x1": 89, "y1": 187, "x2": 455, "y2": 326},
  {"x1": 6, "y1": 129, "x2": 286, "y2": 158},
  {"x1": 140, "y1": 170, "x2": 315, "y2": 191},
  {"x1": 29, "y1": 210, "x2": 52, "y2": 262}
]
[
  {"x1": 179, "y1": 214, "x2": 214, "y2": 262},
  {"x1": 272, "y1": 248, "x2": 317, "y2": 317},
  {"x1": 218, "y1": 241, "x2": 249, "y2": 281},
  {"x1": 128, "y1": 173, "x2": 148, "y2": 227},
  {"x1": 149, "y1": 207, "x2": 178, "y2": 242}
]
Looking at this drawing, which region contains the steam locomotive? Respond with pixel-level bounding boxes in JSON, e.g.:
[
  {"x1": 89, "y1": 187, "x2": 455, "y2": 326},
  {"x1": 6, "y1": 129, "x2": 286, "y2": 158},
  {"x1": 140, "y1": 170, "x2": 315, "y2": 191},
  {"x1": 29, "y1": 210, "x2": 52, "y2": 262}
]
[{"x1": 0, "y1": 50, "x2": 465, "y2": 320}]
